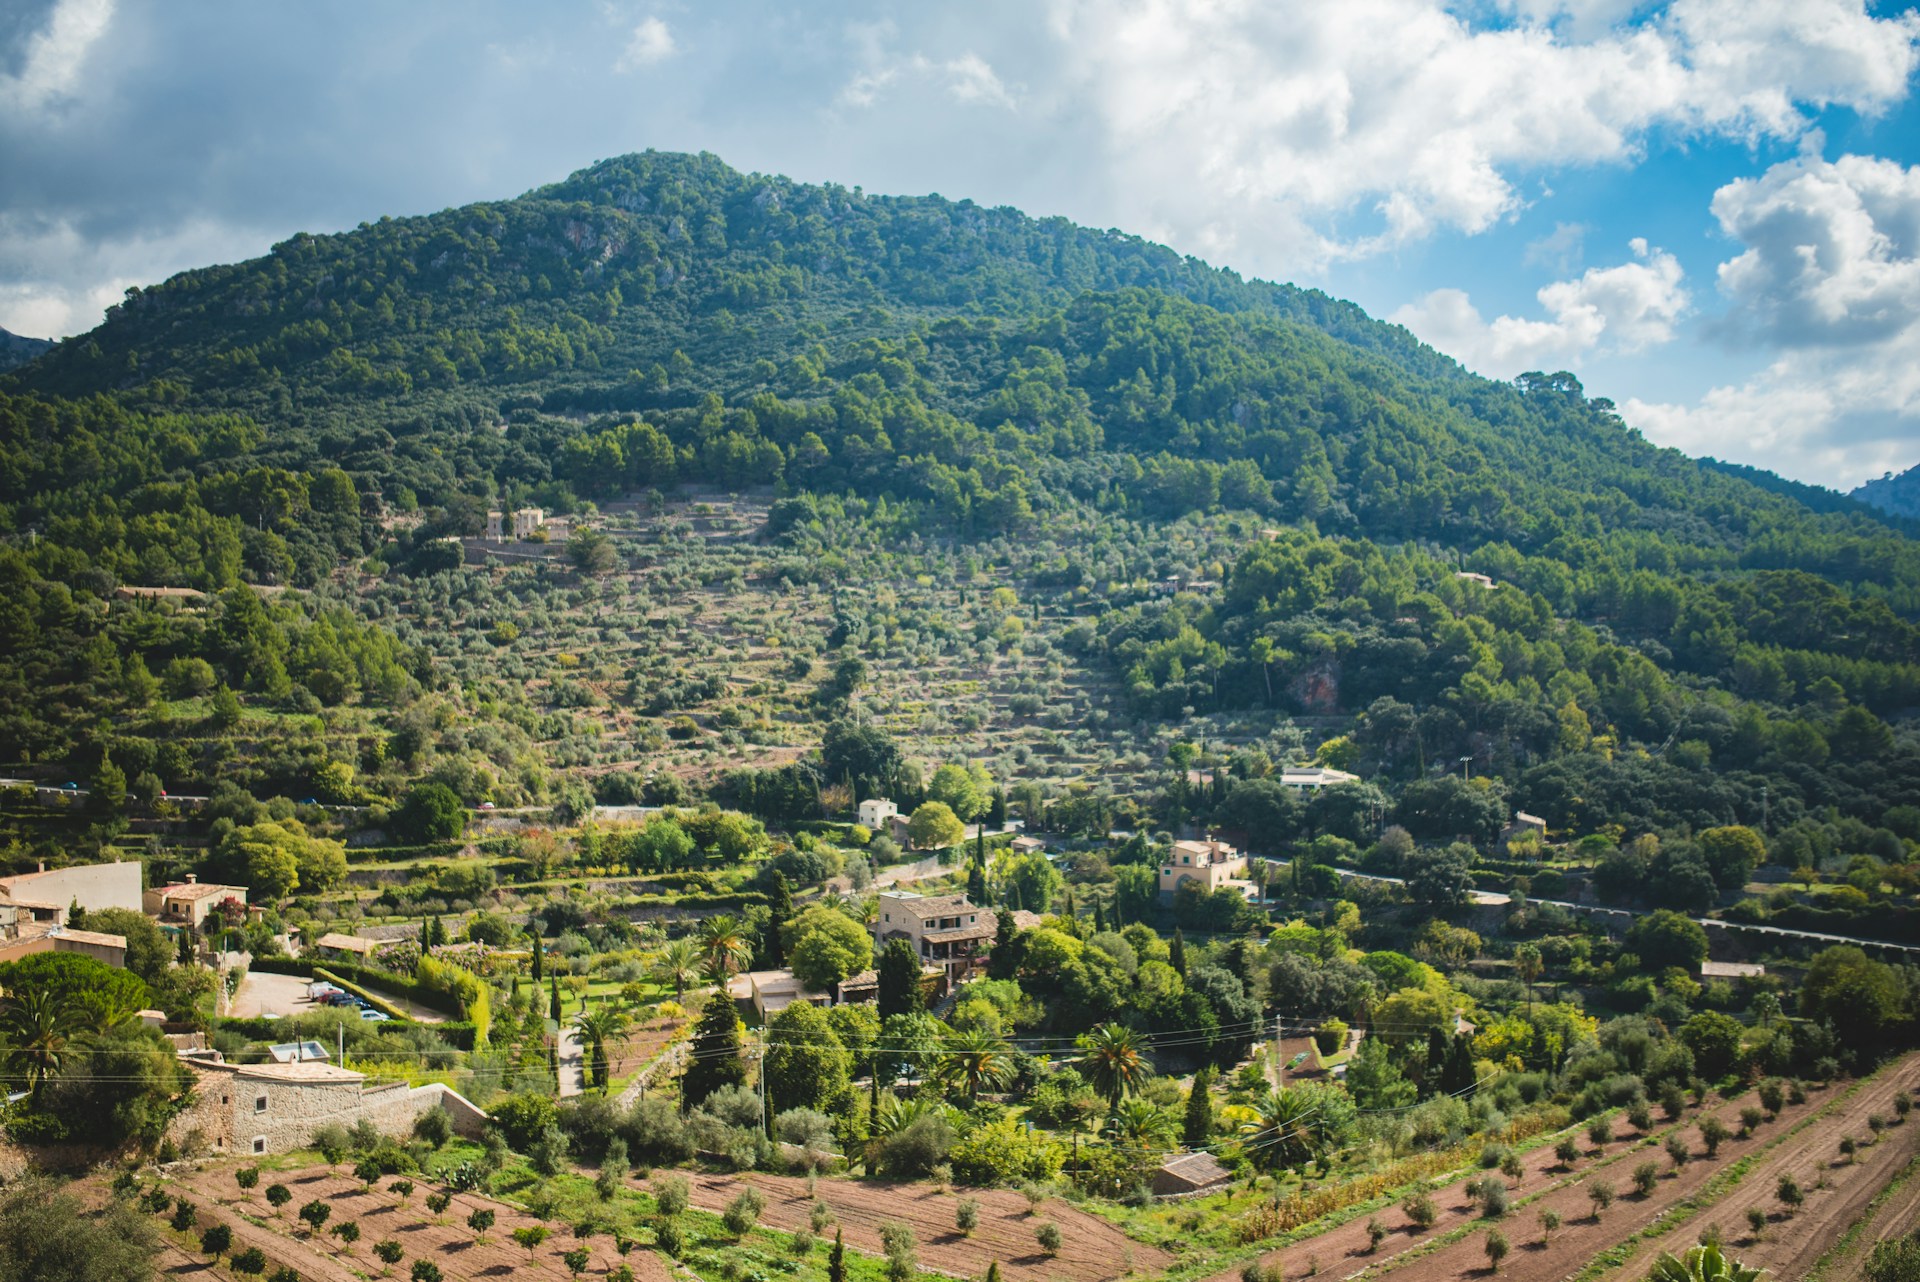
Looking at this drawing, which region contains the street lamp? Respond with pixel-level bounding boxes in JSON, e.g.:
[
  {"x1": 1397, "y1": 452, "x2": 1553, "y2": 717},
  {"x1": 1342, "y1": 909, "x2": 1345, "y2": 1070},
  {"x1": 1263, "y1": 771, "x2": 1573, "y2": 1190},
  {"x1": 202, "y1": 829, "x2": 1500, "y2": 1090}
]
[{"x1": 1458, "y1": 755, "x2": 1473, "y2": 782}]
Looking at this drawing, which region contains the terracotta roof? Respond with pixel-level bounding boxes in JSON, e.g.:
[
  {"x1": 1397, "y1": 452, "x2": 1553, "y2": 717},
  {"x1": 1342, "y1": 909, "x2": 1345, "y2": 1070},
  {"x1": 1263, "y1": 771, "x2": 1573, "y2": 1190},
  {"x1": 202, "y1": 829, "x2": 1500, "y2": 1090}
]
[
  {"x1": 52, "y1": 927, "x2": 126, "y2": 949},
  {"x1": 1009, "y1": 910, "x2": 1046, "y2": 930},
  {"x1": 922, "y1": 924, "x2": 995, "y2": 944},
  {"x1": 881, "y1": 892, "x2": 977, "y2": 917},
  {"x1": 314, "y1": 932, "x2": 376, "y2": 953},
  {"x1": 155, "y1": 882, "x2": 244, "y2": 902}
]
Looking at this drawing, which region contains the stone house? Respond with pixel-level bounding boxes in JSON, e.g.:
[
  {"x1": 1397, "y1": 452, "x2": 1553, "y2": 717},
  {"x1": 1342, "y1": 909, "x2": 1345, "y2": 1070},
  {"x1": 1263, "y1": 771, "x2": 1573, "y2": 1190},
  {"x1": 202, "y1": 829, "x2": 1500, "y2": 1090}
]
[
  {"x1": 872, "y1": 891, "x2": 996, "y2": 986},
  {"x1": 1159, "y1": 838, "x2": 1256, "y2": 901},
  {"x1": 1152, "y1": 1151, "x2": 1232, "y2": 1198},
  {"x1": 857, "y1": 798, "x2": 898, "y2": 830},
  {"x1": 1500, "y1": 811, "x2": 1548, "y2": 846},
  {"x1": 168, "y1": 1055, "x2": 487, "y2": 1157},
  {"x1": 144, "y1": 877, "x2": 248, "y2": 931}
]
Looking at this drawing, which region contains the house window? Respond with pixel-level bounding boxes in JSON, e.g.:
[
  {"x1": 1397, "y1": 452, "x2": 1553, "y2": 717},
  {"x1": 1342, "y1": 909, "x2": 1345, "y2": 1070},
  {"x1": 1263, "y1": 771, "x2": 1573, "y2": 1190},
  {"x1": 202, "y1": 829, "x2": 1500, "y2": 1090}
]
[
  {"x1": 254, "y1": 1095, "x2": 268, "y2": 1113},
  {"x1": 252, "y1": 1137, "x2": 266, "y2": 1154},
  {"x1": 221, "y1": 1095, "x2": 229, "y2": 1106}
]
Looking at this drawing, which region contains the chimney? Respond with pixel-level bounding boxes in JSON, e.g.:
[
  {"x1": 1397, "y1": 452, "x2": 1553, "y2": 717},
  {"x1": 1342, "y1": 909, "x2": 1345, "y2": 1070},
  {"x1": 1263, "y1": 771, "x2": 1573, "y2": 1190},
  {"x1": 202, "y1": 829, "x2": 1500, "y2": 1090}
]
[
  {"x1": 36, "y1": 860, "x2": 45, "y2": 873},
  {"x1": 186, "y1": 874, "x2": 197, "y2": 884}
]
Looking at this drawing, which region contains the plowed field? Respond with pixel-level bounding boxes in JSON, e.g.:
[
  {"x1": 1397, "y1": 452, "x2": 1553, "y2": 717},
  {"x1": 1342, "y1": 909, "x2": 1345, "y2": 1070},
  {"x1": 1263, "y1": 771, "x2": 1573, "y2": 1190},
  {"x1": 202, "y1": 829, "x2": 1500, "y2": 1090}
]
[
  {"x1": 1204, "y1": 1060, "x2": 1919, "y2": 1282},
  {"x1": 172, "y1": 1164, "x2": 674, "y2": 1281},
  {"x1": 678, "y1": 1169, "x2": 1171, "y2": 1282}
]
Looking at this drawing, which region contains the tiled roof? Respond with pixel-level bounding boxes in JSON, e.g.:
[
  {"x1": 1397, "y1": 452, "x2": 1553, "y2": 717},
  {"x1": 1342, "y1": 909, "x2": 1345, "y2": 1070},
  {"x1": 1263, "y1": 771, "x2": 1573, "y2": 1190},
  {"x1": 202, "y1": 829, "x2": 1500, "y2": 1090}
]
[
  {"x1": 1158, "y1": 1151, "x2": 1231, "y2": 1186},
  {"x1": 155, "y1": 882, "x2": 243, "y2": 902}
]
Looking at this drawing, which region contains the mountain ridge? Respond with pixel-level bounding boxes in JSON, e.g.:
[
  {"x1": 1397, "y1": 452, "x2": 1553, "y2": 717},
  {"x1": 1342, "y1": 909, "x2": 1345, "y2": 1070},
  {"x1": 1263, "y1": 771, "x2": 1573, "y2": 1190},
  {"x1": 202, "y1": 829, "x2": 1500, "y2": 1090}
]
[
  {"x1": 1, "y1": 149, "x2": 1914, "y2": 608},
  {"x1": 0, "y1": 325, "x2": 53, "y2": 373}
]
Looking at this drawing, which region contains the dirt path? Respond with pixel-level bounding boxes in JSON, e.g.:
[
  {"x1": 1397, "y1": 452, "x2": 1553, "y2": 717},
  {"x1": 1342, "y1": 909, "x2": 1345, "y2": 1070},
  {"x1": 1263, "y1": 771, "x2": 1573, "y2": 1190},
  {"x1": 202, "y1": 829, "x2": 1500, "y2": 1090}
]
[
  {"x1": 1604, "y1": 1071, "x2": 1920, "y2": 1282},
  {"x1": 1825, "y1": 1150, "x2": 1920, "y2": 1282},
  {"x1": 677, "y1": 1169, "x2": 1171, "y2": 1282},
  {"x1": 1201, "y1": 1069, "x2": 1900, "y2": 1282}
]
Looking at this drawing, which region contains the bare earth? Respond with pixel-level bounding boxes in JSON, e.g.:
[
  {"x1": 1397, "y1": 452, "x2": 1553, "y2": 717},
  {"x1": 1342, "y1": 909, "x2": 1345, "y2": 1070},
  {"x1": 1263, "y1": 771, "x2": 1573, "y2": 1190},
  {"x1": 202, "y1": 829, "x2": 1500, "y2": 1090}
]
[
  {"x1": 1203, "y1": 1059, "x2": 1920, "y2": 1282},
  {"x1": 1606, "y1": 1070, "x2": 1920, "y2": 1282},
  {"x1": 679, "y1": 1169, "x2": 1172, "y2": 1282},
  {"x1": 173, "y1": 1163, "x2": 674, "y2": 1282}
]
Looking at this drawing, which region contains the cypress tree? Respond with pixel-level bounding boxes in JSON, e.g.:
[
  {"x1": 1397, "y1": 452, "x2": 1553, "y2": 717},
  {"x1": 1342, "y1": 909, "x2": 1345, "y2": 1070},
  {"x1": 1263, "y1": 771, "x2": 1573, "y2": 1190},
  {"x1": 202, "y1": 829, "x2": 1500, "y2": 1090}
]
[
  {"x1": 828, "y1": 1229, "x2": 847, "y2": 1282},
  {"x1": 968, "y1": 858, "x2": 988, "y2": 906},
  {"x1": 550, "y1": 975, "x2": 563, "y2": 1022},
  {"x1": 530, "y1": 932, "x2": 544, "y2": 982},
  {"x1": 1184, "y1": 1066, "x2": 1215, "y2": 1146},
  {"x1": 1170, "y1": 928, "x2": 1188, "y2": 978},
  {"x1": 877, "y1": 938, "x2": 922, "y2": 1019},
  {"x1": 1093, "y1": 901, "x2": 1107, "y2": 934},
  {"x1": 1423, "y1": 1027, "x2": 1448, "y2": 1097},
  {"x1": 682, "y1": 990, "x2": 747, "y2": 1110},
  {"x1": 1442, "y1": 1033, "x2": 1478, "y2": 1099}
]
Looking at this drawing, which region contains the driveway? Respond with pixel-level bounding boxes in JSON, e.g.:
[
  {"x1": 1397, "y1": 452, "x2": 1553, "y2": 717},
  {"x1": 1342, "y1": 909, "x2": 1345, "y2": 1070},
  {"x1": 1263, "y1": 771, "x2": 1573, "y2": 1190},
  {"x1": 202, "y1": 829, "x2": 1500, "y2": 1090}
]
[{"x1": 229, "y1": 969, "x2": 316, "y2": 1018}]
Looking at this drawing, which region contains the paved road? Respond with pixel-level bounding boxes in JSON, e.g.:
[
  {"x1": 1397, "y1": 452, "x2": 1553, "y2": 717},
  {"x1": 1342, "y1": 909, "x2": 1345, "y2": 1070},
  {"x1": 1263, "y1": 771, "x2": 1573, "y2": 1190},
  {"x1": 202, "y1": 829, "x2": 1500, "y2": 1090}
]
[
  {"x1": 1321, "y1": 864, "x2": 1920, "y2": 955},
  {"x1": 557, "y1": 1018, "x2": 585, "y2": 1097}
]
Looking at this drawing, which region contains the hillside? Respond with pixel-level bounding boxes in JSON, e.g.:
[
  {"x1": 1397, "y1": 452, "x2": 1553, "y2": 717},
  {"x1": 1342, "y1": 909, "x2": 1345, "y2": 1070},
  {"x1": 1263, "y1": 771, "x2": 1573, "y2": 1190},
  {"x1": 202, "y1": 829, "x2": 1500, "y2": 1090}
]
[
  {"x1": 0, "y1": 325, "x2": 53, "y2": 373},
  {"x1": 0, "y1": 150, "x2": 1915, "y2": 912},
  {"x1": 1855, "y1": 464, "x2": 1920, "y2": 521}
]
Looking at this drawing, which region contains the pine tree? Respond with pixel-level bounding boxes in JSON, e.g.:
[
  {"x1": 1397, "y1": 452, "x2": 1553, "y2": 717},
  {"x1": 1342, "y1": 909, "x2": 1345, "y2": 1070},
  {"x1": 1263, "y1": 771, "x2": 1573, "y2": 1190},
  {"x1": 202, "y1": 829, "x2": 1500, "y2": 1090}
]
[
  {"x1": 1170, "y1": 928, "x2": 1188, "y2": 978},
  {"x1": 1184, "y1": 1066, "x2": 1215, "y2": 1145},
  {"x1": 682, "y1": 989, "x2": 747, "y2": 1109}
]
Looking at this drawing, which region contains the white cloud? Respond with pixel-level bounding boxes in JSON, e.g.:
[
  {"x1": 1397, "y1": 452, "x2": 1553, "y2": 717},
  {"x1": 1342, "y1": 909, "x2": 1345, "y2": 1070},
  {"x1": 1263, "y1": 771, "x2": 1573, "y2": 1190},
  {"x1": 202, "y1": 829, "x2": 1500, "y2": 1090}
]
[
  {"x1": 838, "y1": 42, "x2": 1016, "y2": 111},
  {"x1": 0, "y1": 0, "x2": 114, "y2": 115},
  {"x1": 1045, "y1": 0, "x2": 1920, "y2": 271},
  {"x1": 1711, "y1": 148, "x2": 1920, "y2": 346},
  {"x1": 1391, "y1": 240, "x2": 1688, "y2": 376},
  {"x1": 1622, "y1": 149, "x2": 1920, "y2": 488},
  {"x1": 615, "y1": 16, "x2": 675, "y2": 72},
  {"x1": 0, "y1": 212, "x2": 266, "y2": 340}
]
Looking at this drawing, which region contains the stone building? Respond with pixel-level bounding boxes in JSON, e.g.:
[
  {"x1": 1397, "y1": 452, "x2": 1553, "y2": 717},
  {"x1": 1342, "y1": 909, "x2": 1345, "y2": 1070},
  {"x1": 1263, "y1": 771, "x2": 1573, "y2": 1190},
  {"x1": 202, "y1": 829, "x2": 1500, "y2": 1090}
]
[
  {"x1": 144, "y1": 876, "x2": 248, "y2": 931},
  {"x1": 168, "y1": 1055, "x2": 487, "y2": 1157},
  {"x1": 1158, "y1": 838, "x2": 1256, "y2": 901},
  {"x1": 872, "y1": 891, "x2": 997, "y2": 986}
]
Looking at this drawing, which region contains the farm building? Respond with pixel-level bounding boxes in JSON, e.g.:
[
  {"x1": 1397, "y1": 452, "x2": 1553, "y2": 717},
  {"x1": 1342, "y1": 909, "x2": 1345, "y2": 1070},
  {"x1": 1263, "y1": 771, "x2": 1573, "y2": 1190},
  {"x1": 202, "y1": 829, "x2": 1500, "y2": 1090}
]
[
  {"x1": 168, "y1": 1054, "x2": 486, "y2": 1157},
  {"x1": 1153, "y1": 1151, "x2": 1233, "y2": 1198}
]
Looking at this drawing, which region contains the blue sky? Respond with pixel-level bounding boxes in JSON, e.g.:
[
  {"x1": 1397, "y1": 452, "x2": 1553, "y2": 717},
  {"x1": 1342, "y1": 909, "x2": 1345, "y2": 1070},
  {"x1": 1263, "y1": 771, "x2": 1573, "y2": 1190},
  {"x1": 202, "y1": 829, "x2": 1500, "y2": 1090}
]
[{"x1": 2, "y1": 0, "x2": 1917, "y2": 489}]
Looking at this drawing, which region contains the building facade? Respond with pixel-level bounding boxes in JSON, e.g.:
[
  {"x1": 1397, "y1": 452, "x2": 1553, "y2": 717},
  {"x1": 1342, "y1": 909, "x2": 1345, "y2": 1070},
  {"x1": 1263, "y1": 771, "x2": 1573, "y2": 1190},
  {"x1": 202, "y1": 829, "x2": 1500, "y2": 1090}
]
[
  {"x1": 1159, "y1": 838, "x2": 1256, "y2": 901},
  {"x1": 144, "y1": 877, "x2": 248, "y2": 931},
  {"x1": 872, "y1": 891, "x2": 997, "y2": 986}
]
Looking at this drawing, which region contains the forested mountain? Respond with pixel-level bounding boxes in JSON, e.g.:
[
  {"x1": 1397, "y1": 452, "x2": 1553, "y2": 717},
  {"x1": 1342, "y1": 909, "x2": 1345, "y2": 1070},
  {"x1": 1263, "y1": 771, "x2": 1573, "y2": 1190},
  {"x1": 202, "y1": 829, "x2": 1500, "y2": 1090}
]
[
  {"x1": 1, "y1": 149, "x2": 1916, "y2": 900},
  {"x1": 0, "y1": 326, "x2": 52, "y2": 373},
  {"x1": 1854, "y1": 464, "x2": 1920, "y2": 521}
]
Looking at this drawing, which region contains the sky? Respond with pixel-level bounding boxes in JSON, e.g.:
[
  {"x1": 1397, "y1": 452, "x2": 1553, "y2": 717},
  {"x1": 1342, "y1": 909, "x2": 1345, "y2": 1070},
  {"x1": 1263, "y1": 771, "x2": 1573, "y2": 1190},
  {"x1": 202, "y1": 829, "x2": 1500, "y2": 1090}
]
[{"x1": 2, "y1": 1, "x2": 1918, "y2": 491}]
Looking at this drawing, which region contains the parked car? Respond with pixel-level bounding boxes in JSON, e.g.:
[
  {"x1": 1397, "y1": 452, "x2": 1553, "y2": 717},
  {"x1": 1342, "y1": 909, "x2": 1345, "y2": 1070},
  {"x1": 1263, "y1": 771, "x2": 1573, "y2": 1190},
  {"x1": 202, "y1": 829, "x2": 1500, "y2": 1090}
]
[{"x1": 359, "y1": 1009, "x2": 391, "y2": 1022}]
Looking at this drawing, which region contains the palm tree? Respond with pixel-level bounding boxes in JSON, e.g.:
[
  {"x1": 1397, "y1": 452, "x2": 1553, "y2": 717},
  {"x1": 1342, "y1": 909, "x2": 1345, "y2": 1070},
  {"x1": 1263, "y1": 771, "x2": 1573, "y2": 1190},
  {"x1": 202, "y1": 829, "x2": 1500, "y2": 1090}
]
[
  {"x1": 653, "y1": 938, "x2": 702, "y2": 1001},
  {"x1": 1646, "y1": 1245, "x2": 1764, "y2": 1282},
  {"x1": 573, "y1": 1003, "x2": 634, "y2": 1092},
  {"x1": 1077, "y1": 1023, "x2": 1152, "y2": 1109},
  {"x1": 1240, "y1": 1089, "x2": 1325, "y2": 1171},
  {"x1": 1104, "y1": 1099, "x2": 1175, "y2": 1151},
  {"x1": 935, "y1": 1028, "x2": 1015, "y2": 1103},
  {"x1": 0, "y1": 988, "x2": 73, "y2": 1093},
  {"x1": 1513, "y1": 943, "x2": 1543, "y2": 1007},
  {"x1": 698, "y1": 915, "x2": 752, "y2": 979}
]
